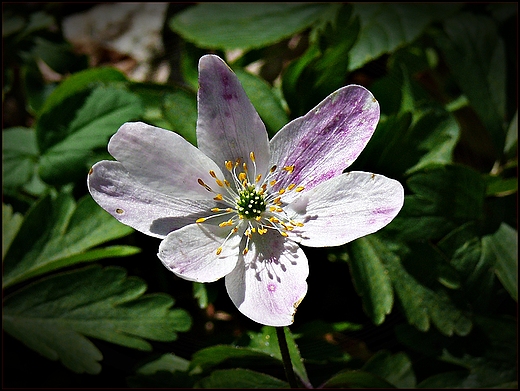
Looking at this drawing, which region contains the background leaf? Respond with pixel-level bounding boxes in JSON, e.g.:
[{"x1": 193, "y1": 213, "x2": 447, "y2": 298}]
[
  {"x1": 3, "y1": 192, "x2": 138, "y2": 288},
  {"x1": 196, "y1": 368, "x2": 289, "y2": 389},
  {"x1": 2, "y1": 266, "x2": 191, "y2": 374},
  {"x1": 170, "y1": 3, "x2": 332, "y2": 50}
]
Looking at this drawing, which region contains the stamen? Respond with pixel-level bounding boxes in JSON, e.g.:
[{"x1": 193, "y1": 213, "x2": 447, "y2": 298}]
[
  {"x1": 295, "y1": 186, "x2": 305, "y2": 192},
  {"x1": 249, "y1": 151, "x2": 256, "y2": 162},
  {"x1": 283, "y1": 165, "x2": 295, "y2": 173},
  {"x1": 198, "y1": 178, "x2": 212, "y2": 192}
]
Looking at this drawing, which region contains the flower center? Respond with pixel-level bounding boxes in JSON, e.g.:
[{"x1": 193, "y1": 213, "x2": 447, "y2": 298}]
[
  {"x1": 196, "y1": 151, "x2": 305, "y2": 255},
  {"x1": 237, "y1": 186, "x2": 266, "y2": 218}
]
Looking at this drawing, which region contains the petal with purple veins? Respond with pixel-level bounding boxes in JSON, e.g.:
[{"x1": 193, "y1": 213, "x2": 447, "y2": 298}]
[
  {"x1": 269, "y1": 85, "x2": 380, "y2": 202},
  {"x1": 286, "y1": 171, "x2": 404, "y2": 247},
  {"x1": 225, "y1": 230, "x2": 309, "y2": 326},
  {"x1": 196, "y1": 55, "x2": 270, "y2": 180}
]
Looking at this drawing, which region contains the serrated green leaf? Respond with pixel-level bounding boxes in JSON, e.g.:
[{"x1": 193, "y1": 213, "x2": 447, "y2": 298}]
[
  {"x1": 3, "y1": 192, "x2": 136, "y2": 288},
  {"x1": 2, "y1": 204, "x2": 23, "y2": 260},
  {"x1": 196, "y1": 368, "x2": 289, "y2": 389},
  {"x1": 3, "y1": 266, "x2": 191, "y2": 374},
  {"x1": 362, "y1": 351, "x2": 416, "y2": 388},
  {"x1": 128, "y1": 353, "x2": 194, "y2": 388},
  {"x1": 483, "y1": 223, "x2": 518, "y2": 301},
  {"x1": 387, "y1": 165, "x2": 486, "y2": 242},
  {"x1": 349, "y1": 235, "x2": 472, "y2": 336},
  {"x1": 170, "y1": 3, "x2": 331, "y2": 50},
  {"x1": 346, "y1": 237, "x2": 394, "y2": 325},
  {"x1": 2, "y1": 127, "x2": 48, "y2": 196},
  {"x1": 349, "y1": 3, "x2": 460, "y2": 70},
  {"x1": 435, "y1": 13, "x2": 508, "y2": 154},
  {"x1": 38, "y1": 85, "x2": 143, "y2": 185}
]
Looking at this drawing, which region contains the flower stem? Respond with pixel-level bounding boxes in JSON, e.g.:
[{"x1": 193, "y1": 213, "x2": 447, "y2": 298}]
[{"x1": 276, "y1": 326, "x2": 299, "y2": 388}]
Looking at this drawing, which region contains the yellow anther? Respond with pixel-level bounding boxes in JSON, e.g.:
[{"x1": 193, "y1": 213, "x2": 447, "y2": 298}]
[
  {"x1": 219, "y1": 220, "x2": 234, "y2": 227},
  {"x1": 250, "y1": 151, "x2": 256, "y2": 162},
  {"x1": 270, "y1": 165, "x2": 277, "y2": 173},
  {"x1": 209, "y1": 170, "x2": 217, "y2": 178},
  {"x1": 270, "y1": 217, "x2": 280, "y2": 223},
  {"x1": 276, "y1": 208, "x2": 283, "y2": 212},
  {"x1": 225, "y1": 161, "x2": 233, "y2": 171},
  {"x1": 226, "y1": 208, "x2": 233, "y2": 212},
  {"x1": 280, "y1": 231, "x2": 289, "y2": 237},
  {"x1": 273, "y1": 197, "x2": 281, "y2": 204},
  {"x1": 243, "y1": 162, "x2": 248, "y2": 172},
  {"x1": 270, "y1": 180, "x2": 277, "y2": 186},
  {"x1": 251, "y1": 228, "x2": 256, "y2": 233},
  {"x1": 295, "y1": 186, "x2": 305, "y2": 192},
  {"x1": 255, "y1": 216, "x2": 262, "y2": 221},
  {"x1": 196, "y1": 218, "x2": 206, "y2": 223},
  {"x1": 283, "y1": 165, "x2": 295, "y2": 173},
  {"x1": 270, "y1": 206, "x2": 277, "y2": 212},
  {"x1": 215, "y1": 179, "x2": 224, "y2": 187},
  {"x1": 291, "y1": 220, "x2": 304, "y2": 227},
  {"x1": 255, "y1": 174, "x2": 262, "y2": 183},
  {"x1": 243, "y1": 248, "x2": 249, "y2": 255},
  {"x1": 238, "y1": 172, "x2": 247, "y2": 182},
  {"x1": 216, "y1": 247, "x2": 223, "y2": 255},
  {"x1": 278, "y1": 188, "x2": 286, "y2": 195},
  {"x1": 287, "y1": 183, "x2": 296, "y2": 190},
  {"x1": 214, "y1": 194, "x2": 223, "y2": 201},
  {"x1": 211, "y1": 208, "x2": 220, "y2": 212},
  {"x1": 224, "y1": 179, "x2": 230, "y2": 187}
]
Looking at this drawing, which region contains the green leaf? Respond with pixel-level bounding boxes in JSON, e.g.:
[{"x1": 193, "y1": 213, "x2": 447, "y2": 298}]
[
  {"x1": 38, "y1": 85, "x2": 143, "y2": 185},
  {"x1": 346, "y1": 237, "x2": 394, "y2": 325},
  {"x1": 2, "y1": 127, "x2": 48, "y2": 197},
  {"x1": 196, "y1": 368, "x2": 289, "y2": 389},
  {"x1": 128, "y1": 353, "x2": 194, "y2": 388},
  {"x1": 247, "y1": 327, "x2": 310, "y2": 387},
  {"x1": 190, "y1": 345, "x2": 282, "y2": 374},
  {"x1": 362, "y1": 351, "x2": 416, "y2": 388},
  {"x1": 235, "y1": 69, "x2": 289, "y2": 137},
  {"x1": 387, "y1": 165, "x2": 486, "y2": 242},
  {"x1": 3, "y1": 192, "x2": 137, "y2": 288},
  {"x1": 434, "y1": 12, "x2": 507, "y2": 154},
  {"x1": 483, "y1": 223, "x2": 518, "y2": 301},
  {"x1": 348, "y1": 235, "x2": 472, "y2": 336},
  {"x1": 3, "y1": 266, "x2": 191, "y2": 374},
  {"x1": 321, "y1": 370, "x2": 396, "y2": 388},
  {"x1": 2, "y1": 204, "x2": 23, "y2": 260},
  {"x1": 349, "y1": 3, "x2": 460, "y2": 70},
  {"x1": 170, "y1": 3, "x2": 331, "y2": 50},
  {"x1": 161, "y1": 89, "x2": 198, "y2": 145}
]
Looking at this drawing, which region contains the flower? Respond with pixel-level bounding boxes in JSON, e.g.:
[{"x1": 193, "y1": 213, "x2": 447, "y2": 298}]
[{"x1": 88, "y1": 54, "x2": 404, "y2": 326}]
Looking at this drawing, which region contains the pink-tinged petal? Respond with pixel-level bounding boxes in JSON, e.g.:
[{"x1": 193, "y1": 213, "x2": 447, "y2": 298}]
[
  {"x1": 287, "y1": 172, "x2": 404, "y2": 247},
  {"x1": 225, "y1": 231, "x2": 308, "y2": 326},
  {"x1": 108, "y1": 122, "x2": 224, "y2": 199},
  {"x1": 158, "y1": 223, "x2": 242, "y2": 283},
  {"x1": 88, "y1": 161, "x2": 217, "y2": 238},
  {"x1": 196, "y1": 55, "x2": 270, "y2": 180},
  {"x1": 269, "y1": 85, "x2": 380, "y2": 201}
]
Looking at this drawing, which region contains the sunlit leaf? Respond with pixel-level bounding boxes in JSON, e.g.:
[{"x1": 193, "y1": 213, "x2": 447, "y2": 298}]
[
  {"x1": 3, "y1": 266, "x2": 192, "y2": 374},
  {"x1": 38, "y1": 85, "x2": 143, "y2": 185},
  {"x1": 3, "y1": 192, "x2": 138, "y2": 288},
  {"x1": 170, "y1": 3, "x2": 331, "y2": 50}
]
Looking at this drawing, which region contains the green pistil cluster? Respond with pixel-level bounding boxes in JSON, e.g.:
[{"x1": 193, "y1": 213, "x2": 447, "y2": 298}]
[{"x1": 237, "y1": 186, "x2": 266, "y2": 219}]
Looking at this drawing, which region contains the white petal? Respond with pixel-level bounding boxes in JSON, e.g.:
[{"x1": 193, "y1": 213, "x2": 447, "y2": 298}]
[
  {"x1": 196, "y1": 55, "x2": 270, "y2": 180},
  {"x1": 108, "y1": 122, "x2": 225, "y2": 199},
  {"x1": 269, "y1": 85, "x2": 380, "y2": 202},
  {"x1": 158, "y1": 223, "x2": 242, "y2": 283},
  {"x1": 225, "y1": 231, "x2": 308, "y2": 326},
  {"x1": 287, "y1": 172, "x2": 404, "y2": 247},
  {"x1": 88, "y1": 161, "x2": 216, "y2": 238}
]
